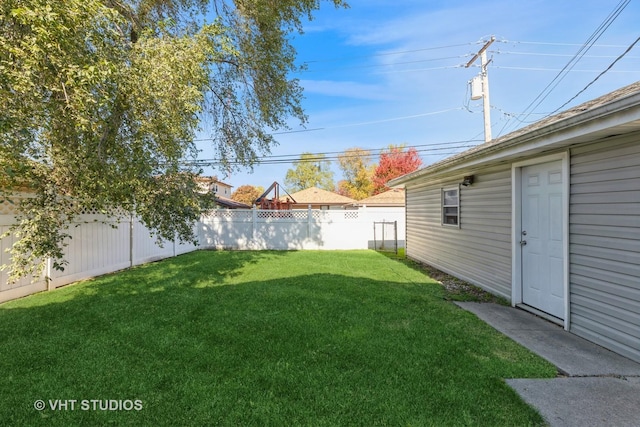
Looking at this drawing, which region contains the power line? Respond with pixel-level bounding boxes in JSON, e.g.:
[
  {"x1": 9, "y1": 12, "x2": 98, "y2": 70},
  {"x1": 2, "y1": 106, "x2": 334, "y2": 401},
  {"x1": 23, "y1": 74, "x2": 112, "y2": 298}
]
[
  {"x1": 186, "y1": 140, "x2": 483, "y2": 167},
  {"x1": 497, "y1": 39, "x2": 630, "y2": 48},
  {"x1": 297, "y1": 55, "x2": 470, "y2": 74},
  {"x1": 496, "y1": 0, "x2": 632, "y2": 136},
  {"x1": 295, "y1": 40, "x2": 637, "y2": 76},
  {"x1": 547, "y1": 36, "x2": 640, "y2": 116},
  {"x1": 297, "y1": 39, "x2": 631, "y2": 68},
  {"x1": 322, "y1": 108, "x2": 466, "y2": 130},
  {"x1": 194, "y1": 107, "x2": 466, "y2": 140},
  {"x1": 195, "y1": 140, "x2": 481, "y2": 161},
  {"x1": 493, "y1": 66, "x2": 637, "y2": 73},
  {"x1": 490, "y1": 50, "x2": 640, "y2": 59},
  {"x1": 372, "y1": 64, "x2": 465, "y2": 75},
  {"x1": 298, "y1": 42, "x2": 481, "y2": 65}
]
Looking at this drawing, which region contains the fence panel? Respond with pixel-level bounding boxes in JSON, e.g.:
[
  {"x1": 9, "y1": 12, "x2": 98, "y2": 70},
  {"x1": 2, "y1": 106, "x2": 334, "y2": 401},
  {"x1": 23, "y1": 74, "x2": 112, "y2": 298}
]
[
  {"x1": 175, "y1": 223, "x2": 200, "y2": 255},
  {"x1": 254, "y1": 210, "x2": 314, "y2": 250},
  {"x1": 0, "y1": 224, "x2": 47, "y2": 301},
  {"x1": 199, "y1": 210, "x2": 254, "y2": 249},
  {"x1": 1, "y1": 207, "x2": 405, "y2": 302},
  {"x1": 315, "y1": 210, "x2": 368, "y2": 250},
  {"x1": 50, "y1": 215, "x2": 131, "y2": 288},
  {"x1": 131, "y1": 218, "x2": 175, "y2": 266}
]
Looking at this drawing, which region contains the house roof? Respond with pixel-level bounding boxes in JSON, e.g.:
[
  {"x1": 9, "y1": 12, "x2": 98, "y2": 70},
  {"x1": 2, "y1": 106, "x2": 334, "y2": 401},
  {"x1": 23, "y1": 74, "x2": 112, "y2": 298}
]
[
  {"x1": 194, "y1": 176, "x2": 233, "y2": 188},
  {"x1": 215, "y1": 195, "x2": 251, "y2": 209},
  {"x1": 354, "y1": 188, "x2": 405, "y2": 207},
  {"x1": 284, "y1": 187, "x2": 356, "y2": 205},
  {"x1": 391, "y1": 80, "x2": 640, "y2": 185}
]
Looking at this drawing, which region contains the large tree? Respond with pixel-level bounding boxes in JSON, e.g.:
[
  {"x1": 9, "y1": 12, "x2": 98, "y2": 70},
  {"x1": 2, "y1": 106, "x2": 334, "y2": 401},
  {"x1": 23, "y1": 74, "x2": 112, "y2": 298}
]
[
  {"x1": 337, "y1": 147, "x2": 374, "y2": 200},
  {"x1": 0, "y1": 0, "x2": 346, "y2": 280},
  {"x1": 372, "y1": 145, "x2": 422, "y2": 194},
  {"x1": 284, "y1": 152, "x2": 334, "y2": 192}
]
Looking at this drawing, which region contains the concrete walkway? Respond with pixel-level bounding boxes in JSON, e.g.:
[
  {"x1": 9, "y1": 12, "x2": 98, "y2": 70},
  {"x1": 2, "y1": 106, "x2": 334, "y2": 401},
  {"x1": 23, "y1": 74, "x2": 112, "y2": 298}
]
[{"x1": 455, "y1": 302, "x2": 640, "y2": 427}]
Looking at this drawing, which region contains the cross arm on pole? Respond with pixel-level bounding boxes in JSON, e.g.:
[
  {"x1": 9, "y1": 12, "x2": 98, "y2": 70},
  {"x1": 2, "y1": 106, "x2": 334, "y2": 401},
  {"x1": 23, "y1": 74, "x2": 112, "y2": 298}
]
[{"x1": 465, "y1": 36, "x2": 496, "y2": 68}]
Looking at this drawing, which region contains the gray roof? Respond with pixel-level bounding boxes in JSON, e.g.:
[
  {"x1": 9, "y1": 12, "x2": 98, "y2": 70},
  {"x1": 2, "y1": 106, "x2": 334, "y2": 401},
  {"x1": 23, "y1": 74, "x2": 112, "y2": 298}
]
[{"x1": 391, "y1": 80, "x2": 640, "y2": 185}]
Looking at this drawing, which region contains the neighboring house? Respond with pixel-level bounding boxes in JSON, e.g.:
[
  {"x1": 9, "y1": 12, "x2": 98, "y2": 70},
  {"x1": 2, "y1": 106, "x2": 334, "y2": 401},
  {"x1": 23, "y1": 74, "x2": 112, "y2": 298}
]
[
  {"x1": 195, "y1": 176, "x2": 249, "y2": 209},
  {"x1": 284, "y1": 187, "x2": 357, "y2": 210},
  {"x1": 196, "y1": 176, "x2": 233, "y2": 198},
  {"x1": 390, "y1": 81, "x2": 640, "y2": 363},
  {"x1": 352, "y1": 188, "x2": 405, "y2": 207}
]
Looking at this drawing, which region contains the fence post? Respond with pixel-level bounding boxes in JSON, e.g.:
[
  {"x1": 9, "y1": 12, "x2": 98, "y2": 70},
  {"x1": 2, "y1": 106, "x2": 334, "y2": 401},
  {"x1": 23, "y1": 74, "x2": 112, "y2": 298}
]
[
  {"x1": 307, "y1": 205, "x2": 312, "y2": 239},
  {"x1": 129, "y1": 212, "x2": 134, "y2": 267},
  {"x1": 46, "y1": 257, "x2": 53, "y2": 291},
  {"x1": 361, "y1": 204, "x2": 369, "y2": 250},
  {"x1": 252, "y1": 205, "x2": 258, "y2": 243},
  {"x1": 173, "y1": 233, "x2": 177, "y2": 257}
]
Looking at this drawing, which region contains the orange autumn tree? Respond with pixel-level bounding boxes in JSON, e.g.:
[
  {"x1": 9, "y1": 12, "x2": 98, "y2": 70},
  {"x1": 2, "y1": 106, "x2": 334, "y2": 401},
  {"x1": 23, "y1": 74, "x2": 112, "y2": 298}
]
[
  {"x1": 336, "y1": 147, "x2": 375, "y2": 200},
  {"x1": 372, "y1": 145, "x2": 422, "y2": 194},
  {"x1": 231, "y1": 185, "x2": 264, "y2": 206}
]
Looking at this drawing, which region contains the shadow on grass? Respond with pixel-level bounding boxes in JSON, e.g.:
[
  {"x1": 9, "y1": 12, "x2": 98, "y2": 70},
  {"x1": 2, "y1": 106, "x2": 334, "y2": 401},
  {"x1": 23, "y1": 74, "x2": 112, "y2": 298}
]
[
  {"x1": 54, "y1": 250, "x2": 287, "y2": 301},
  {"x1": 0, "y1": 251, "x2": 553, "y2": 426},
  {"x1": 378, "y1": 251, "x2": 509, "y2": 305}
]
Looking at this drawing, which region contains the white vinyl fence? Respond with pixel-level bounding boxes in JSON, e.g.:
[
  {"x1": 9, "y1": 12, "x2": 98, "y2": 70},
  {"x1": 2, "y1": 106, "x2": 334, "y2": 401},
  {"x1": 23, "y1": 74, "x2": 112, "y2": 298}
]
[
  {"x1": 199, "y1": 207, "x2": 405, "y2": 251},
  {"x1": 0, "y1": 213, "x2": 198, "y2": 303},
  {"x1": 0, "y1": 206, "x2": 404, "y2": 303}
]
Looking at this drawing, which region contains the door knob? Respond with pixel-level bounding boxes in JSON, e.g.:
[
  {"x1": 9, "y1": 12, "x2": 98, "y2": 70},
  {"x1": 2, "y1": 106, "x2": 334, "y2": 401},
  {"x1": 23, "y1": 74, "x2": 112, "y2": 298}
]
[{"x1": 520, "y1": 240, "x2": 527, "y2": 246}]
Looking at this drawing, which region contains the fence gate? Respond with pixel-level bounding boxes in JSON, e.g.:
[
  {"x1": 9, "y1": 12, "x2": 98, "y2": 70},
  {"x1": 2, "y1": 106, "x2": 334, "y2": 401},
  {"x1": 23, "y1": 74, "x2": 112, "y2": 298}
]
[{"x1": 373, "y1": 221, "x2": 398, "y2": 254}]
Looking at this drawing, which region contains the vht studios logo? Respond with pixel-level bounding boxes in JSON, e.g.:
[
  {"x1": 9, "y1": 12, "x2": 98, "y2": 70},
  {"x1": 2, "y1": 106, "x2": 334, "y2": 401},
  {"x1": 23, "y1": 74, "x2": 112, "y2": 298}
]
[{"x1": 34, "y1": 399, "x2": 143, "y2": 411}]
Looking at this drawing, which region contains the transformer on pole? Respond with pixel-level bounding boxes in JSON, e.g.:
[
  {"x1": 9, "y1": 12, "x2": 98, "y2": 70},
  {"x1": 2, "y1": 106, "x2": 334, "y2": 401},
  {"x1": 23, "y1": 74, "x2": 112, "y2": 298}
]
[{"x1": 466, "y1": 36, "x2": 495, "y2": 143}]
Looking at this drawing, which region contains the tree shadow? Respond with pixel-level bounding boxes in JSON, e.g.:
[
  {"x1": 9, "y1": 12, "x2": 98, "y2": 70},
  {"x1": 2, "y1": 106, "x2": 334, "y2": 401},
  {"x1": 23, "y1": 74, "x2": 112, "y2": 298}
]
[{"x1": 0, "y1": 261, "x2": 552, "y2": 426}]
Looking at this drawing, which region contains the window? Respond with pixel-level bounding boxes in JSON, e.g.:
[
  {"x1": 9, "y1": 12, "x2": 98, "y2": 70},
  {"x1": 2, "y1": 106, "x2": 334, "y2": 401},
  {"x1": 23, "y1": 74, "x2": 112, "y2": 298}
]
[{"x1": 442, "y1": 187, "x2": 459, "y2": 226}]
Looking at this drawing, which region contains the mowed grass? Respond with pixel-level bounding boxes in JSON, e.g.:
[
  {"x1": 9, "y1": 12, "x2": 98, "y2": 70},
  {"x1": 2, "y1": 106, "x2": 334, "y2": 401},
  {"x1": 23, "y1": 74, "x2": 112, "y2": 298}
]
[{"x1": 0, "y1": 250, "x2": 556, "y2": 426}]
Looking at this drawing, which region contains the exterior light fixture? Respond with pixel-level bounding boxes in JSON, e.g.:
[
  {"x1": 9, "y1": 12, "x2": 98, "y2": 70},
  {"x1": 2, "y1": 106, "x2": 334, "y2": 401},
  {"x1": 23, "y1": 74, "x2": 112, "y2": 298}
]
[{"x1": 461, "y1": 175, "x2": 474, "y2": 186}]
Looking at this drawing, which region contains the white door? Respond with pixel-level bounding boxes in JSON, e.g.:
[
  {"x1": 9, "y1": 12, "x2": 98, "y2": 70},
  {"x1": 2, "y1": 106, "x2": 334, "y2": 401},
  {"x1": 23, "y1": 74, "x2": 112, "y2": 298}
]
[{"x1": 521, "y1": 160, "x2": 565, "y2": 319}]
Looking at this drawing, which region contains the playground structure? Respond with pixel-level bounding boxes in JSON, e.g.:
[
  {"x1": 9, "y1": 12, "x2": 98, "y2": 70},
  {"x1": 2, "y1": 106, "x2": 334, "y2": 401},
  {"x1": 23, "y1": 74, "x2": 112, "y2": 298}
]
[{"x1": 254, "y1": 182, "x2": 296, "y2": 210}]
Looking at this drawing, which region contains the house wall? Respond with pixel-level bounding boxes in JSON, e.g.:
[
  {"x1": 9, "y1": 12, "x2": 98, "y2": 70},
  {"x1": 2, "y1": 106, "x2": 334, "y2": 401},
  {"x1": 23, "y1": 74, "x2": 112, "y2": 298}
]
[
  {"x1": 403, "y1": 134, "x2": 640, "y2": 363},
  {"x1": 569, "y1": 133, "x2": 640, "y2": 362},
  {"x1": 405, "y1": 164, "x2": 513, "y2": 299}
]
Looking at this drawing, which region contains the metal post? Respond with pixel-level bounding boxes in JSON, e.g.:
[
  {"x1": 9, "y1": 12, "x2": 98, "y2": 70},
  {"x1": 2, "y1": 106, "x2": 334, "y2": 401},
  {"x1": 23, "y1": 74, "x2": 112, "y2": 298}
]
[
  {"x1": 373, "y1": 222, "x2": 377, "y2": 251},
  {"x1": 394, "y1": 220, "x2": 398, "y2": 254}
]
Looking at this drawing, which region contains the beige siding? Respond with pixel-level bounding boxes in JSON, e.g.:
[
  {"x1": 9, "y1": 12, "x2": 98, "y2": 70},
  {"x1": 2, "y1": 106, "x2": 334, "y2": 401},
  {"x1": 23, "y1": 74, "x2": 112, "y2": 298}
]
[
  {"x1": 569, "y1": 133, "x2": 640, "y2": 363},
  {"x1": 405, "y1": 165, "x2": 512, "y2": 298}
]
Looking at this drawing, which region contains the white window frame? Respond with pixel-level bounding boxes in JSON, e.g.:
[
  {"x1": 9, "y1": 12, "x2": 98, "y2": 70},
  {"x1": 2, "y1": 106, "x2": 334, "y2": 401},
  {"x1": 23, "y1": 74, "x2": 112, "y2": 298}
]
[{"x1": 441, "y1": 186, "x2": 460, "y2": 227}]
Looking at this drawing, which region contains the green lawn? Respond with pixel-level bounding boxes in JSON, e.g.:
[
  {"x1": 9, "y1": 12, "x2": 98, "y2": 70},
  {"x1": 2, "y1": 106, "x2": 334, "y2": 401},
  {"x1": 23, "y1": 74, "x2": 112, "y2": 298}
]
[{"x1": 0, "y1": 250, "x2": 556, "y2": 426}]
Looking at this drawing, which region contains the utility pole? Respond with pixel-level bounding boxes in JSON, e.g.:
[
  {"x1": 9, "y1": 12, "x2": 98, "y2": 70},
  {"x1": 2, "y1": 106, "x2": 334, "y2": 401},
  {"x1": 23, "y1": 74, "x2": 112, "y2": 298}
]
[{"x1": 466, "y1": 36, "x2": 495, "y2": 142}]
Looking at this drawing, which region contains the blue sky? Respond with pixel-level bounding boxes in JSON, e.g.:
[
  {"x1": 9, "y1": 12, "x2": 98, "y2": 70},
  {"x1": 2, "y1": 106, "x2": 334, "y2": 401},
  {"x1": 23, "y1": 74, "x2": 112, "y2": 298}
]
[{"x1": 197, "y1": 0, "x2": 640, "y2": 191}]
